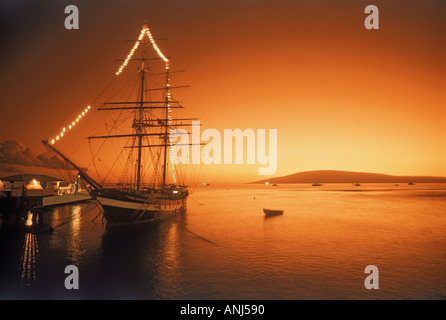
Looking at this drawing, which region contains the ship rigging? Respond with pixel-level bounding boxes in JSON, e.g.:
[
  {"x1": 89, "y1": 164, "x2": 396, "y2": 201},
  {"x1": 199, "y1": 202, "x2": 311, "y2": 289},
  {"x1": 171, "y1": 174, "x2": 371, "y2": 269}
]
[{"x1": 43, "y1": 24, "x2": 198, "y2": 227}]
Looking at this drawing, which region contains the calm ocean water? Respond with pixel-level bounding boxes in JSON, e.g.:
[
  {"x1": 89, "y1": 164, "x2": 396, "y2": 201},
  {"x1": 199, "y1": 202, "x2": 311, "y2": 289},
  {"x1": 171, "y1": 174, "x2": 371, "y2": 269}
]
[{"x1": 1, "y1": 183, "x2": 445, "y2": 300}]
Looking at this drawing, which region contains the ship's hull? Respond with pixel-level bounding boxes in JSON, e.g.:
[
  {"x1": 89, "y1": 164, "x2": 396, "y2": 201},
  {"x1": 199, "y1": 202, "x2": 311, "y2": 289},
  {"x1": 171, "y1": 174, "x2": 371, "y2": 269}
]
[{"x1": 94, "y1": 189, "x2": 187, "y2": 227}]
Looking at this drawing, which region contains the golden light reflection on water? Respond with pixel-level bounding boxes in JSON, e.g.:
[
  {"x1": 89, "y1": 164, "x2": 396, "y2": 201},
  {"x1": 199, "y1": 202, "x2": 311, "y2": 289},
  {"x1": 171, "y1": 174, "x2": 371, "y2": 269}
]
[
  {"x1": 24, "y1": 211, "x2": 34, "y2": 227},
  {"x1": 155, "y1": 221, "x2": 182, "y2": 298},
  {"x1": 52, "y1": 207, "x2": 60, "y2": 222},
  {"x1": 19, "y1": 232, "x2": 39, "y2": 287},
  {"x1": 67, "y1": 205, "x2": 85, "y2": 265}
]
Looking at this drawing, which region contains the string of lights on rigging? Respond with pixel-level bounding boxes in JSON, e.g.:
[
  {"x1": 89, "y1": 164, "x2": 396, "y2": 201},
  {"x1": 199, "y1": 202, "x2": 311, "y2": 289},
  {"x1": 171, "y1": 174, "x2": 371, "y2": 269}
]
[
  {"x1": 48, "y1": 25, "x2": 178, "y2": 184},
  {"x1": 50, "y1": 105, "x2": 91, "y2": 145},
  {"x1": 115, "y1": 26, "x2": 170, "y2": 76},
  {"x1": 115, "y1": 25, "x2": 177, "y2": 183}
]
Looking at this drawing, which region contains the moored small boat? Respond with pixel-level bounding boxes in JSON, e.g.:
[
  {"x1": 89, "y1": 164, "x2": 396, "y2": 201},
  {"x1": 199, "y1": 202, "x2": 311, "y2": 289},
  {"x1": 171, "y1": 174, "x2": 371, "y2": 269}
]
[{"x1": 263, "y1": 208, "x2": 283, "y2": 216}]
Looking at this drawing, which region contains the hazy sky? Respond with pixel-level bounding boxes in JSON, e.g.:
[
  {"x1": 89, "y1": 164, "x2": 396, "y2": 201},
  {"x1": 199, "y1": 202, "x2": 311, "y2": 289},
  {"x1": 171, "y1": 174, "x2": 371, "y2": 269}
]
[{"x1": 0, "y1": 0, "x2": 445, "y2": 182}]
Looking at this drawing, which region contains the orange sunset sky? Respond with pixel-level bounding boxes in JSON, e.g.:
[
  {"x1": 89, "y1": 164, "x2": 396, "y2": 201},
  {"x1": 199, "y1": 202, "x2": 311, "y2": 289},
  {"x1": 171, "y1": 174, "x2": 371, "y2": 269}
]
[{"x1": 0, "y1": 0, "x2": 445, "y2": 183}]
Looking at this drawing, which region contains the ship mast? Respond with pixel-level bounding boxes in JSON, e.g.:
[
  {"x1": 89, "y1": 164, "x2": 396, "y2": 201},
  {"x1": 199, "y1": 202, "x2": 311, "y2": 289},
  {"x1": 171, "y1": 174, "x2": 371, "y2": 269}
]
[
  {"x1": 43, "y1": 25, "x2": 200, "y2": 194},
  {"x1": 86, "y1": 25, "x2": 198, "y2": 190},
  {"x1": 136, "y1": 55, "x2": 146, "y2": 191},
  {"x1": 162, "y1": 67, "x2": 170, "y2": 188}
]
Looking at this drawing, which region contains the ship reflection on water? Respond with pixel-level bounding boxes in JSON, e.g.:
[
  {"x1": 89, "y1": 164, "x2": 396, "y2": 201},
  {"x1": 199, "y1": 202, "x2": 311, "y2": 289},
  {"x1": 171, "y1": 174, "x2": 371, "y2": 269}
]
[
  {"x1": 155, "y1": 220, "x2": 182, "y2": 298},
  {"x1": 0, "y1": 202, "x2": 188, "y2": 299},
  {"x1": 99, "y1": 213, "x2": 186, "y2": 299}
]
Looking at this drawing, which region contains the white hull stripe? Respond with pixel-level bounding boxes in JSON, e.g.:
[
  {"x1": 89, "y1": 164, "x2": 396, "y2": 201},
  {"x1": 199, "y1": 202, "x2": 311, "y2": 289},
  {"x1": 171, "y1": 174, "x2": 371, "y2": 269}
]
[{"x1": 96, "y1": 196, "x2": 183, "y2": 211}]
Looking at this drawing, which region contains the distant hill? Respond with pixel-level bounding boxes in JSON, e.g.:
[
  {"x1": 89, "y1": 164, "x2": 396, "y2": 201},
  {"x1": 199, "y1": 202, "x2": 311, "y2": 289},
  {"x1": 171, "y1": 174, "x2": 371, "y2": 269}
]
[{"x1": 252, "y1": 170, "x2": 446, "y2": 184}]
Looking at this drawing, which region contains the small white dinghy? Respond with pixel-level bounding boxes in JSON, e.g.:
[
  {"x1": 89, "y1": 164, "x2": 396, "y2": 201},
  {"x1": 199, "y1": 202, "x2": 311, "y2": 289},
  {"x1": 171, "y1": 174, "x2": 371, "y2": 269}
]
[{"x1": 263, "y1": 208, "x2": 284, "y2": 216}]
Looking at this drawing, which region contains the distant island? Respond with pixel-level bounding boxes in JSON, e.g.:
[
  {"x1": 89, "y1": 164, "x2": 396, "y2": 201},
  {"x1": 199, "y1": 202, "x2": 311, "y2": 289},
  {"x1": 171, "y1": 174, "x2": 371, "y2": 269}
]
[{"x1": 252, "y1": 170, "x2": 446, "y2": 184}]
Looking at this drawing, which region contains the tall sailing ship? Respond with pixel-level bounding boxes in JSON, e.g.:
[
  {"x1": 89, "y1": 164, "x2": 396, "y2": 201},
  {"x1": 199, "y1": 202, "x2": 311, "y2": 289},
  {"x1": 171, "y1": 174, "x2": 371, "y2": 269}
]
[{"x1": 43, "y1": 24, "x2": 195, "y2": 227}]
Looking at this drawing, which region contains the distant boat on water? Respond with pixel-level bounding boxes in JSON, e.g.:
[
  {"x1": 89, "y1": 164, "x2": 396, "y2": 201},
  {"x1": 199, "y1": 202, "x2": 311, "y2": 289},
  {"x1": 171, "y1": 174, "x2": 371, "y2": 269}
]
[
  {"x1": 312, "y1": 173, "x2": 323, "y2": 186},
  {"x1": 263, "y1": 208, "x2": 283, "y2": 216}
]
